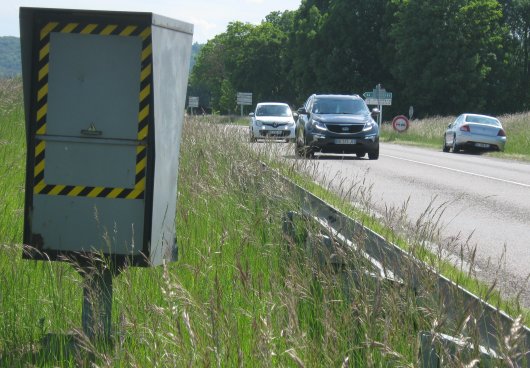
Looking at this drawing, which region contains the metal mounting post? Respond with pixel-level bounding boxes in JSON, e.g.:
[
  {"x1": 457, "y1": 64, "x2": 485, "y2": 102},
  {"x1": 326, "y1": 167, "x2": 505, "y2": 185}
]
[{"x1": 81, "y1": 266, "x2": 113, "y2": 342}]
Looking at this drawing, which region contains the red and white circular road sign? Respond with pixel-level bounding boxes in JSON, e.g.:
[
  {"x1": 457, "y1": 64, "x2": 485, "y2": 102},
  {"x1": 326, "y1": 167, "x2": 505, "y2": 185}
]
[{"x1": 392, "y1": 115, "x2": 410, "y2": 132}]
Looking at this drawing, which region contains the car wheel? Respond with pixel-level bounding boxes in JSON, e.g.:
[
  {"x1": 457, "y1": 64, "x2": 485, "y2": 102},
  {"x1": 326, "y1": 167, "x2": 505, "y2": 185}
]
[
  {"x1": 295, "y1": 133, "x2": 304, "y2": 157},
  {"x1": 368, "y1": 147, "x2": 379, "y2": 160},
  {"x1": 442, "y1": 136, "x2": 450, "y2": 152},
  {"x1": 452, "y1": 135, "x2": 460, "y2": 153},
  {"x1": 296, "y1": 133, "x2": 314, "y2": 159},
  {"x1": 356, "y1": 152, "x2": 366, "y2": 158},
  {"x1": 249, "y1": 129, "x2": 257, "y2": 143}
]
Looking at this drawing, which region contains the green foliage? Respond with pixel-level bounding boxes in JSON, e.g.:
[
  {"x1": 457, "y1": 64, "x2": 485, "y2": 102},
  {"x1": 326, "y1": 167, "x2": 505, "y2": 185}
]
[
  {"x1": 389, "y1": 0, "x2": 507, "y2": 116},
  {"x1": 232, "y1": 22, "x2": 291, "y2": 102},
  {"x1": 287, "y1": 0, "x2": 394, "y2": 102},
  {"x1": 0, "y1": 77, "x2": 25, "y2": 245},
  {"x1": 189, "y1": 34, "x2": 229, "y2": 111},
  {"x1": 189, "y1": 0, "x2": 530, "y2": 116},
  {"x1": 501, "y1": 112, "x2": 530, "y2": 157},
  {"x1": 502, "y1": 0, "x2": 530, "y2": 109},
  {"x1": 219, "y1": 78, "x2": 236, "y2": 114},
  {"x1": 189, "y1": 12, "x2": 296, "y2": 111},
  {"x1": 285, "y1": 2, "x2": 326, "y2": 99}
]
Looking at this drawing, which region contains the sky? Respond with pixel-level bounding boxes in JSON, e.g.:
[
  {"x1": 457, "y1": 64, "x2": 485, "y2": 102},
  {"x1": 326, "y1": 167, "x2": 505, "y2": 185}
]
[{"x1": 0, "y1": 0, "x2": 301, "y2": 43}]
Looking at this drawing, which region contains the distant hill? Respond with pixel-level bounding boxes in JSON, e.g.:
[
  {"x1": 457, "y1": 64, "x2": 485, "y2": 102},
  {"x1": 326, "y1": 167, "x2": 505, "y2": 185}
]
[
  {"x1": 0, "y1": 36, "x2": 202, "y2": 78},
  {"x1": 0, "y1": 37, "x2": 21, "y2": 77}
]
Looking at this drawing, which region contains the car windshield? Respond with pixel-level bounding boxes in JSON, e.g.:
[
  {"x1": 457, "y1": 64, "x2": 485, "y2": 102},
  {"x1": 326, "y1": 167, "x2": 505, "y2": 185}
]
[
  {"x1": 465, "y1": 115, "x2": 500, "y2": 126},
  {"x1": 256, "y1": 105, "x2": 292, "y2": 117},
  {"x1": 312, "y1": 98, "x2": 369, "y2": 115}
]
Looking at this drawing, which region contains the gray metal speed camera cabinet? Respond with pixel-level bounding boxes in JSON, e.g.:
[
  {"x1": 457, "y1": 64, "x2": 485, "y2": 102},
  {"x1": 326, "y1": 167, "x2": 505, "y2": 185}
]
[{"x1": 20, "y1": 8, "x2": 193, "y2": 267}]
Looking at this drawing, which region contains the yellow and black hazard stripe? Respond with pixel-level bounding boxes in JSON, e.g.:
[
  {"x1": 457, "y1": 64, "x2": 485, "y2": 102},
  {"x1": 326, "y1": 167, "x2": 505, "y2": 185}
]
[{"x1": 33, "y1": 22, "x2": 152, "y2": 200}]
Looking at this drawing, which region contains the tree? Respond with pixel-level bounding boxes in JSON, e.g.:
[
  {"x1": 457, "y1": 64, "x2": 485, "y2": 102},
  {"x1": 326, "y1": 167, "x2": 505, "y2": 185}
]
[
  {"x1": 286, "y1": 0, "x2": 397, "y2": 108},
  {"x1": 389, "y1": 0, "x2": 506, "y2": 116},
  {"x1": 189, "y1": 15, "x2": 295, "y2": 112},
  {"x1": 189, "y1": 34, "x2": 228, "y2": 111},
  {"x1": 313, "y1": 0, "x2": 394, "y2": 95},
  {"x1": 502, "y1": 0, "x2": 530, "y2": 108},
  {"x1": 219, "y1": 79, "x2": 237, "y2": 114},
  {"x1": 231, "y1": 22, "x2": 291, "y2": 102},
  {"x1": 286, "y1": 1, "x2": 328, "y2": 102},
  {"x1": 189, "y1": 0, "x2": 527, "y2": 116}
]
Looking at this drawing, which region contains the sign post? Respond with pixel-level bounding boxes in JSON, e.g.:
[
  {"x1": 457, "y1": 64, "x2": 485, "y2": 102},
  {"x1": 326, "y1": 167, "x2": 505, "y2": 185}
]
[
  {"x1": 237, "y1": 92, "x2": 252, "y2": 116},
  {"x1": 363, "y1": 84, "x2": 392, "y2": 126}
]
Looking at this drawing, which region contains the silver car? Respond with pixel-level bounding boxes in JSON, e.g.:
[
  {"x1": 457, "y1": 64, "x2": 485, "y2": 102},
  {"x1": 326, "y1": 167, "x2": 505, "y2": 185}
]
[
  {"x1": 249, "y1": 102, "x2": 296, "y2": 142},
  {"x1": 443, "y1": 113, "x2": 506, "y2": 152}
]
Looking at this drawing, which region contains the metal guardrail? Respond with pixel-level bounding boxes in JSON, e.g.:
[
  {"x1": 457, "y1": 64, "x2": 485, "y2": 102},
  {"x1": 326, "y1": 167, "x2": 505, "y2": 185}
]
[
  {"x1": 275, "y1": 167, "x2": 530, "y2": 367},
  {"x1": 419, "y1": 331, "x2": 499, "y2": 367}
]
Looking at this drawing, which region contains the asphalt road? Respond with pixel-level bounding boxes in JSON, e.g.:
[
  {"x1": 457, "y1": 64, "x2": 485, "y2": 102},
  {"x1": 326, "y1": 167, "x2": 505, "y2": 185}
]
[{"x1": 267, "y1": 141, "x2": 530, "y2": 305}]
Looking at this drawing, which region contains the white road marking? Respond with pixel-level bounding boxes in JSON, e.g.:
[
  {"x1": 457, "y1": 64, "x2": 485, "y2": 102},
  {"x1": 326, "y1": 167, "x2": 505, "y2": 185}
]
[{"x1": 382, "y1": 154, "x2": 530, "y2": 188}]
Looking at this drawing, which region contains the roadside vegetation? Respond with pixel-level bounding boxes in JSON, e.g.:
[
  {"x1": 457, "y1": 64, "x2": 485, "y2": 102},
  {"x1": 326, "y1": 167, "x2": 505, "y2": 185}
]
[
  {"x1": 380, "y1": 111, "x2": 530, "y2": 161},
  {"x1": 1, "y1": 77, "x2": 528, "y2": 366}
]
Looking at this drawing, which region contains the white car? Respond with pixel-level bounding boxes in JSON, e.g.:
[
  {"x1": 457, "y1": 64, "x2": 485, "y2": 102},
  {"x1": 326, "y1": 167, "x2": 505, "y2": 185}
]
[
  {"x1": 443, "y1": 113, "x2": 507, "y2": 152},
  {"x1": 249, "y1": 102, "x2": 296, "y2": 142}
]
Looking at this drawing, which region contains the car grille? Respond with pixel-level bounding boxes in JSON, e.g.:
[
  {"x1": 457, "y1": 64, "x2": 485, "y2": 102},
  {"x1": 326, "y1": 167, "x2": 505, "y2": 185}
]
[
  {"x1": 326, "y1": 124, "x2": 364, "y2": 134},
  {"x1": 263, "y1": 122, "x2": 287, "y2": 128}
]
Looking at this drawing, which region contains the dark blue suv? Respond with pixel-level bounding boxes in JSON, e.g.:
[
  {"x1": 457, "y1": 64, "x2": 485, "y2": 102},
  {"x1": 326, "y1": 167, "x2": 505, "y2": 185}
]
[{"x1": 295, "y1": 94, "x2": 380, "y2": 159}]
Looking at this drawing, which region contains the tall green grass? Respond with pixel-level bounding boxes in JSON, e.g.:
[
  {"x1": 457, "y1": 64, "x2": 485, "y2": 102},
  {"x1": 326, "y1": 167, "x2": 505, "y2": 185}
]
[
  {"x1": 0, "y1": 77, "x2": 25, "y2": 245},
  {"x1": 0, "y1": 77, "x2": 528, "y2": 366},
  {"x1": 501, "y1": 112, "x2": 530, "y2": 159},
  {"x1": 380, "y1": 112, "x2": 530, "y2": 160},
  {"x1": 0, "y1": 77, "x2": 82, "y2": 365}
]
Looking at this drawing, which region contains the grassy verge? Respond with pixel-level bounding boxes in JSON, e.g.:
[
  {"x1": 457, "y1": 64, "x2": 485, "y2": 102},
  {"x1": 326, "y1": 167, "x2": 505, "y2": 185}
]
[
  {"x1": 380, "y1": 112, "x2": 530, "y2": 161},
  {"x1": 272, "y1": 158, "x2": 530, "y2": 326},
  {"x1": 0, "y1": 77, "x2": 528, "y2": 366},
  {"x1": 0, "y1": 77, "x2": 25, "y2": 246}
]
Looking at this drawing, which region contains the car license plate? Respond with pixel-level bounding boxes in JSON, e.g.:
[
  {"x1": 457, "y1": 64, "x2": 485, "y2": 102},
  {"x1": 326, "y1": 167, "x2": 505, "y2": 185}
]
[
  {"x1": 475, "y1": 143, "x2": 489, "y2": 148},
  {"x1": 269, "y1": 130, "x2": 282, "y2": 136},
  {"x1": 335, "y1": 139, "x2": 356, "y2": 144}
]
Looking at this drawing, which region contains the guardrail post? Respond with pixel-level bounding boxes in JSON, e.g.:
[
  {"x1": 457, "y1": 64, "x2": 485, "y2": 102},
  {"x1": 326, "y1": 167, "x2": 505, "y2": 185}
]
[
  {"x1": 418, "y1": 331, "x2": 499, "y2": 367},
  {"x1": 282, "y1": 211, "x2": 297, "y2": 242},
  {"x1": 419, "y1": 332, "x2": 440, "y2": 367}
]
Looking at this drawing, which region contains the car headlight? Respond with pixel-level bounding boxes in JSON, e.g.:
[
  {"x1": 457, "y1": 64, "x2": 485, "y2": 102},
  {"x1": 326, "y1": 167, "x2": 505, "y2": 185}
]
[
  {"x1": 363, "y1": 120, "x2": 377, "y2": 132},
  {"x1": 255, "y1": 120, "x2": 263, "y2": 127},
  {"x1": 311, "y1": 119, "x2": 327, "y2": 130}
]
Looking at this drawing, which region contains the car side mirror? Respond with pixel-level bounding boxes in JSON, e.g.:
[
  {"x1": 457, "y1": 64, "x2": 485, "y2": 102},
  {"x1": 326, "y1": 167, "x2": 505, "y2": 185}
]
[
  {"x1": 249, "y1": 112, "x2": 254, "y2": 117},
  {"x1": 293, "y1": 112, "x2": 299, "y2": 119},
  {"x1": 371, "y1": 108, "x2": 380, "y2": 119},
  {"x1": 447, "y1": 123, "x2": 452, "y2": 128}
]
